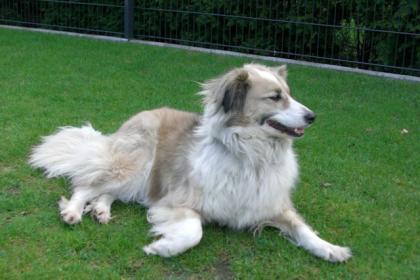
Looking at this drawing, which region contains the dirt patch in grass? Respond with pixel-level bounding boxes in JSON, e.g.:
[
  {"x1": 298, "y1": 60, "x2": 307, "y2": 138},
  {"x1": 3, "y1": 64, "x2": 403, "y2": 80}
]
[{"x1": 212, "y1": 258, "x2": 234, "y2": 280}]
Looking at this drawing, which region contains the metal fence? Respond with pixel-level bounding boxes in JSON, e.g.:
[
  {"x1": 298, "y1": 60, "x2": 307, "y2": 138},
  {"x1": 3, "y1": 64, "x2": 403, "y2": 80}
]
[{"x1": 1, "y1": 0, "x2": 419, "y2": 76}]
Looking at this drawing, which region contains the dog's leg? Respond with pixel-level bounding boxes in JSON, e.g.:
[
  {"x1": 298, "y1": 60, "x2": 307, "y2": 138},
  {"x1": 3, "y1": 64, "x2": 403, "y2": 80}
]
[
  {"x1": 58, "y1": 187, "x2": 101, "y2": 225},
  {"x1": 271, "y1": 209, "x2": 351, "y2": 262},
  {"x1": 88, "y1": 194, "x2": 115, "y2": 224},
  {"x1": 143, "y1": 207, "x2": 203, "y2": 257}
]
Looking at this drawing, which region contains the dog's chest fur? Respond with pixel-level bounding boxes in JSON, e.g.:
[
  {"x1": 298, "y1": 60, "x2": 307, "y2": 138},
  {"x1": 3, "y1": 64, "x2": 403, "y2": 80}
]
[{"x1": 191, "y1": 139, "x2": 298, "y2": 229}]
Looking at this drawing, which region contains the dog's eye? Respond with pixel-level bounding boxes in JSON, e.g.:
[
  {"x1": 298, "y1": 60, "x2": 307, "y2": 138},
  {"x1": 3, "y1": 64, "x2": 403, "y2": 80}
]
[{"x1": 269, "y1": 93, "x2": 282, "y2": 102}]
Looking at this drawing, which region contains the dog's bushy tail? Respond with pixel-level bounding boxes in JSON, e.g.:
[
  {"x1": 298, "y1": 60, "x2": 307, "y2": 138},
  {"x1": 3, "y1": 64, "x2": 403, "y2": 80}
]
[{"x1": 29, "y1": 124, "x2": 111, "y2": 186}]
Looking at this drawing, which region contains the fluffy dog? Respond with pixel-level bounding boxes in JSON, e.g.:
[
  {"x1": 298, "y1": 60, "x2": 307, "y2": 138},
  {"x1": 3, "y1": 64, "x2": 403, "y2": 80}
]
[{"x1": 29, "y1": 64, "x2": 351, "y2": 262}]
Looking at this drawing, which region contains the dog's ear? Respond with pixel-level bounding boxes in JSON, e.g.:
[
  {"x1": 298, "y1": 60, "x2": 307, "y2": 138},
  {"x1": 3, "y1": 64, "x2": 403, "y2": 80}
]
[
  {"x1": 222, "y1": 70, "x2": 249, "y2": 113},
  {"x1": 272, "y1": 65, "x2": 287, "y2": 80}
]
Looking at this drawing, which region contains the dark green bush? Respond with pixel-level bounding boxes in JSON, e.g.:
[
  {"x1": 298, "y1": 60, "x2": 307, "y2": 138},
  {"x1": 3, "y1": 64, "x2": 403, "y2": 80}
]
[
  {"x1": 134, "y1": 0, "x2": 419, "y2": 74},
  {"x1": 1, "y1": 0, "x2": 418, "y2": 75},
  {"x1": 0, "y1": 0, "x2": 123, "y2": 35}
]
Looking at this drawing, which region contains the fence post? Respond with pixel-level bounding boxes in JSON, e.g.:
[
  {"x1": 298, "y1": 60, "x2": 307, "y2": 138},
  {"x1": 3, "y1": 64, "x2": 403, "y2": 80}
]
[{"x1": 124, "y1": 0, "x2": 134, "y2": 39}]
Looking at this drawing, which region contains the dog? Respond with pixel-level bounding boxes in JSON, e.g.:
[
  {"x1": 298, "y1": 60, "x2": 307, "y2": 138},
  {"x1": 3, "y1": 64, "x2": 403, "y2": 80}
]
[{"x1": 29, "y1": 63, "x2": 351, "y2": 262}]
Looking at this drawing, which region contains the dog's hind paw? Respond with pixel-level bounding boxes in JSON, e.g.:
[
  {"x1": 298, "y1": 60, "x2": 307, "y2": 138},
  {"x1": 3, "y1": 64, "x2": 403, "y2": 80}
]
[
  {"x1": 60, "y1": 209, "x2": 82, "y2": 225},
  {"x1": 58, "y1": 196, "x2": 82, "y2": 224},
  {"x1": 93, "y1": 209, "x2": 112, "y2": 224}
]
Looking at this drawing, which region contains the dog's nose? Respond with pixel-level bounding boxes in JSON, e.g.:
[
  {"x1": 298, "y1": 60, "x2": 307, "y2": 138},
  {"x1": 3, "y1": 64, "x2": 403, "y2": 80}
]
[{"x1": 304, "y1": 112, "x2": 316, "y2": 124}]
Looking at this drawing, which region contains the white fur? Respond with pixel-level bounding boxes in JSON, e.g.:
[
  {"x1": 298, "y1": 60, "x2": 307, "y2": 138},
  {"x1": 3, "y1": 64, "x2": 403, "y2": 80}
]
[
  {"x1": 143, "y1": 207, "x2": 202, "y2": 257},
  {"x1": 296, "y1": 224, "x2": 352, "y2": 262},
  {"x1": 191, "y1": 129, "x2": 298, "y2": 228},
  {"x1": 271, "y1": 98, "x2": 312, "y2": 129},
  {"x1": 29, "y1": 124, "x2": 111, "y2": 186}
]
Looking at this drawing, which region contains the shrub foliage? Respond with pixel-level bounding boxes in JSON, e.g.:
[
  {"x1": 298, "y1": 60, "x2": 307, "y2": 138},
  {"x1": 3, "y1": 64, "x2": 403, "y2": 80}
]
[{"x1": 1, "y1": 0, "x2": 418, "y2": 74}]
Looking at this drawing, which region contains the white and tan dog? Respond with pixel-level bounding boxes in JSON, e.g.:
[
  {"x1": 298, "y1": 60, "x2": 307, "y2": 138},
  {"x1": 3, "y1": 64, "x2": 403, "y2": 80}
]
[{"x1": 29, "y1": 64, "x2": 351, "y2": 262}]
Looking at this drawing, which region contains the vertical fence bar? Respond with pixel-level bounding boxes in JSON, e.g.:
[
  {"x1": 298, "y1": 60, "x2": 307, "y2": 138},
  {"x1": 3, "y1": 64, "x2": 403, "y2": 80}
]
[{"x1": 124, "y1": 0, "x2": 134, "y2": 39}]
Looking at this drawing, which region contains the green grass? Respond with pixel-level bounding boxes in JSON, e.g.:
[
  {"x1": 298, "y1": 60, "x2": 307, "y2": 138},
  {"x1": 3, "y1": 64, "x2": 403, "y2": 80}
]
[{"x1": 0, "y1": 27, "x2": 419, "y2": 279}]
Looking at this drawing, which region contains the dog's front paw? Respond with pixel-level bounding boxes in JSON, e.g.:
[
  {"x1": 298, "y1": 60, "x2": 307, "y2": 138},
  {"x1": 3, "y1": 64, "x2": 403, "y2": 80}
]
[
  {"x1": 60, "y1": 209, "x2": 82, "y2": 225},
  {"x1": 143, "y1": 244, "x2": 159, "y2": 256},
  {"x1": 143, "y1": 242, "x2": 174, "y2": 258},
  {"x1": 312, "y1": 242, "x2": 352, "y2": 262}
]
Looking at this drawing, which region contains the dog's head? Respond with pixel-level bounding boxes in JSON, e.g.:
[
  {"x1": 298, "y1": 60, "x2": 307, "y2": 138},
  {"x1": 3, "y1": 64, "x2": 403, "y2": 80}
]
[{"x1": 201, "y1": 63, "x2": 316, "y2": 139}]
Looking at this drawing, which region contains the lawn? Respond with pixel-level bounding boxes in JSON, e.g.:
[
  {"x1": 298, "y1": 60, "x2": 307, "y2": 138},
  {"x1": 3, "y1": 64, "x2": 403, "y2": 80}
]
[{"x1": 0, "y1": 27, "x2": 419, "y2": 279}]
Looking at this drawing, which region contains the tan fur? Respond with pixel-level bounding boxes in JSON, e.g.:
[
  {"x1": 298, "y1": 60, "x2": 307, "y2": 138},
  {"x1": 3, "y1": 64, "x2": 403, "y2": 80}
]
[
  {"x1": 147, "y1": 108, "x2": 199, "y2": 202},
  {"x1": 225, "y1": 114, "x2": 251, "y2": 127},
  {"x1": 238, "y1": 64, "x2": 292, "y2": 121}
]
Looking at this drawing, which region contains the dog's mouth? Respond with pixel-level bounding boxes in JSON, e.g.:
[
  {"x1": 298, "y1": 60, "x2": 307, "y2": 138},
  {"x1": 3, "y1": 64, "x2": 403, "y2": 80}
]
[{"x1": 266, "y1": 119, "x2": 305, "y2": 137}]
